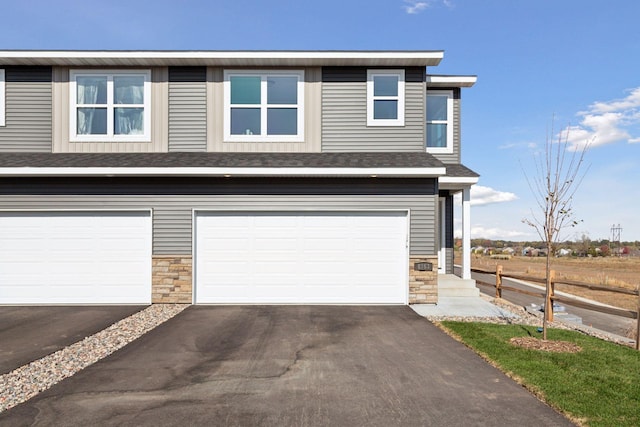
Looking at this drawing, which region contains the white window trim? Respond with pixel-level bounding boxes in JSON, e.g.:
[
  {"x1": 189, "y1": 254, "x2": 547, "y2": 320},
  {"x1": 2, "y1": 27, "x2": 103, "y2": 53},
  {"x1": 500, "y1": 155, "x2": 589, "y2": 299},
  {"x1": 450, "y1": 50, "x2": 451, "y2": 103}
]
[
  {"x1": 223, "y1": 69, "x2": 305, "y2": 143},
  {"x1": 426, "y1": 89, "x2": 454, "y2": 154},
  {"x1": 367, "y1": 69, "x2": 405, "y2": 127},
  {"x1": 0, "y1": 69, "x2": 5, "y2": 127},
  {"x1": 69, "y1": 69, "x2": 151, "y2": 142}
]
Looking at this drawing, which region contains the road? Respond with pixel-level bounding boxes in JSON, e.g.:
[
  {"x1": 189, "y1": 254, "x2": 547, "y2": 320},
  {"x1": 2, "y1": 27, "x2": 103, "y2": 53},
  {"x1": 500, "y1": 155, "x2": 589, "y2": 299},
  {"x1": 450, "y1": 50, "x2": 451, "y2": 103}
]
[{"x1": 463, "y1": 268, "x2": 635, "y2": 339}]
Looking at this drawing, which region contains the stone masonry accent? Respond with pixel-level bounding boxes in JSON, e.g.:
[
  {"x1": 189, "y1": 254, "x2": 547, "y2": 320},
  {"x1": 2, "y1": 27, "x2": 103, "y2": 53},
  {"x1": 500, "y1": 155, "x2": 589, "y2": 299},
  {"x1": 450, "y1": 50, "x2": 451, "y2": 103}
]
[
  {"x1": 152, "y1": 256, "x2": 192, "y2": 303},
  {"x1": 409, "y1": 256, "x2": 438, "y2": 304}
]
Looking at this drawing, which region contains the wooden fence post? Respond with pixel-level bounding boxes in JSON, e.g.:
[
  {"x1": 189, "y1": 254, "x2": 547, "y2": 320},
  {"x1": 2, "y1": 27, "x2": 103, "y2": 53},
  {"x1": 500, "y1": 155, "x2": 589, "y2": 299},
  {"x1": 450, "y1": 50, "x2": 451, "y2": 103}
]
[
  {"x1": 496, "y1": 265, "x2": 502, "y2": 299},
  {"x1": 546, "y1": 270, "x2": 555, "y2": 323},
  {"x1": 636, "y1": 287, "x2": 639, "y2": 351}
]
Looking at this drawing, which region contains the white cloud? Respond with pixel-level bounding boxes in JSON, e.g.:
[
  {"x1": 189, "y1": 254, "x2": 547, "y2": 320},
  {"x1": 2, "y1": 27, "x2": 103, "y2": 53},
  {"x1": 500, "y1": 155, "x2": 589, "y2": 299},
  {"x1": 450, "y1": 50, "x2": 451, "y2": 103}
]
[
  {"x1": 562, "y1": 87, "x2": 640, "y2": 150},
  {"x1": 453, "y1": 185, "x2": 518, "y2": 206},
  {"x1": 498, "y1": 141, "x2": 538, "y2": 150},
  {"x1": 454, "y1": 225, "x2": 531, "y2": 240},
  {"x1": 403, "y1": 0, "x2": 430, "y2": 14}
]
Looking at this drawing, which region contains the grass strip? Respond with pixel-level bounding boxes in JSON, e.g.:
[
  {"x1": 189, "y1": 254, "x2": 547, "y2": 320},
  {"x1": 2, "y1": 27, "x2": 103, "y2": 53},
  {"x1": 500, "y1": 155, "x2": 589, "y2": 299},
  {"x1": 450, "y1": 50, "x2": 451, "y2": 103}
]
[{"x1": 439, "y1": 322, "x2": 640, "y2": 427}]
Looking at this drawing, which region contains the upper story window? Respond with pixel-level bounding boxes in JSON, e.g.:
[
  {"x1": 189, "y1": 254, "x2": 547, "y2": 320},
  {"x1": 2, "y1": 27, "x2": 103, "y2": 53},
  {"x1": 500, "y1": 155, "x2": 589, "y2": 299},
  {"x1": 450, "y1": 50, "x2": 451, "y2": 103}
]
[
  {"x1": 224, "y1": 70, "x2": 304, "y2": 142},
  {"x1": 0, "y1": 69, "x2": 5, "y2": 127},
  {"x1": 367, "y1": 69, "x2": 405, "y2": 127},
  {"x1": 426, "y1": 90, "x2": 453, "y2": 153},
  {"x1": 70, "y1": 70, "x2": 151, "y2": 142}
]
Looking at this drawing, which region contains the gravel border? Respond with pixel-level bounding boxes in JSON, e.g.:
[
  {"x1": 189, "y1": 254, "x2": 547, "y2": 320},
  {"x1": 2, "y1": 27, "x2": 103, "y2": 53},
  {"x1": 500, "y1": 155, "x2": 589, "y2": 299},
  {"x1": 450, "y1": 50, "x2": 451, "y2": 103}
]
[{"x1": 0, "y1": 304, "x2": 188, "y2": 413}]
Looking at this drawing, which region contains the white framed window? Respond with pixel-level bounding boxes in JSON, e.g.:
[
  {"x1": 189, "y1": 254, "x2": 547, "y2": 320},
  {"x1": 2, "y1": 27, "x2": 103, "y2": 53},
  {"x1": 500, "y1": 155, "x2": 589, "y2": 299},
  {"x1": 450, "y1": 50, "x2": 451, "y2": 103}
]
[
  {"x1": 224, "y1": 70, "x2": 304, "y2": 142},
  {"x1": 69, "y1": 70, "x2": 151, "y2": 142},
  {"x1": 426, "y1": 90, "x2": 453, "y2": 153},
  {"x1": 367, "y1": 69, "x2": 405, "y2": 127},
  {"x1": 0, "y1": 69, "x2": 5, "y2": 127}
]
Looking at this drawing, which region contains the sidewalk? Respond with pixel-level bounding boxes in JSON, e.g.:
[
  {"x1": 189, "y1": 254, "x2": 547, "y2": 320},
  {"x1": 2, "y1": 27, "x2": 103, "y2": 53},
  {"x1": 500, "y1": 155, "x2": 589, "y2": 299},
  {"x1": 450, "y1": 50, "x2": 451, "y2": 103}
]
[{"x1": 411, "y1": 295, "x2": 518, "y2": 318}]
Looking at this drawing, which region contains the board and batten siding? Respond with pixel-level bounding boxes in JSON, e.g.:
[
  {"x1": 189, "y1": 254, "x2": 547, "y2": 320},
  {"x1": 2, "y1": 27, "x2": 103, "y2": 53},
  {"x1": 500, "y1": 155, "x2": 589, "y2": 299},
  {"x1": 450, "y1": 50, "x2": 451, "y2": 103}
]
[
  {"x1": 0, "y1": 67, "x2": 52, "y2": 152},
  {"x1": 168, "y1": 67, "x2": 207, "y2": 152},
  {"x1": 322, "y1": 67, "x2": 425, "y2": 152},
  {"x1": 51, "y1": 67, "x2": 169, "y2": 153},
  {"x1": 0, "y1": 177, "x2": 437, "y2": 256}
]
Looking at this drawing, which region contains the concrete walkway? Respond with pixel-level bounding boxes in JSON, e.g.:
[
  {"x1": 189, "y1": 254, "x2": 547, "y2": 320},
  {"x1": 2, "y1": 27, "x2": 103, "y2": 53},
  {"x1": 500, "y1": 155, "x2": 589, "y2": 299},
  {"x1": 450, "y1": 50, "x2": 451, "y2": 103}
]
[{"x1": 411, "y1": 295, "x2": 518, "y2": 318}]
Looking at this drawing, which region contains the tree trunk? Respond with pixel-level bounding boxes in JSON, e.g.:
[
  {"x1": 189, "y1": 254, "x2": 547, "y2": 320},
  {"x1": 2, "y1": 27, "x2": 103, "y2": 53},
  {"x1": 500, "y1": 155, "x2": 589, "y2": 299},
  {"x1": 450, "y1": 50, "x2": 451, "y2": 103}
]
[{"x1": 543, "y1": 243, "x2": 552, "y2": 340}]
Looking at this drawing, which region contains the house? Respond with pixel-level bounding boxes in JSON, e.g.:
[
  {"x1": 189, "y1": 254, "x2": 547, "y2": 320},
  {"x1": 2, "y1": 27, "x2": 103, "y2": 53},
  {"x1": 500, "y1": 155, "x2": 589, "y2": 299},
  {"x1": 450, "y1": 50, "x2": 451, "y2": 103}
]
[{"x1": 0, "y1": 50, "x2": 478, "y2": 305}]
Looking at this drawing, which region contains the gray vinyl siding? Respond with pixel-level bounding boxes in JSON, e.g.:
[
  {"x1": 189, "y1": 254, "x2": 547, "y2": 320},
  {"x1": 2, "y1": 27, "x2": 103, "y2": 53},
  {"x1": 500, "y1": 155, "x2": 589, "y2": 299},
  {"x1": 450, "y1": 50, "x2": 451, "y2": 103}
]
[
  {"x1": 168, "y1": 67, "x2": 207, "y2": 152},
  {"x1": 0, "y1": 67, "x2": 52, "y2": 152},
  {"x1": 0, "y1": 177, "x2": 437, "y2": 256},
  {"x1": 321, "y1": 67, "x2": 425, "y2": 152}
]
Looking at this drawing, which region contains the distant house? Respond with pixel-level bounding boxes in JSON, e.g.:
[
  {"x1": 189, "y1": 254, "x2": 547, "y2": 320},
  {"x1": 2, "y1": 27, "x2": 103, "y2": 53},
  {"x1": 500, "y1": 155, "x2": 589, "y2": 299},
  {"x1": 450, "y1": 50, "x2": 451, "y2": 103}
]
[
  {"x1": 557, "y1": 248, "x2": 572, "y2": 257},
  {"x1": 502, "y1": 247, "x2": 515, "y2": 255}
]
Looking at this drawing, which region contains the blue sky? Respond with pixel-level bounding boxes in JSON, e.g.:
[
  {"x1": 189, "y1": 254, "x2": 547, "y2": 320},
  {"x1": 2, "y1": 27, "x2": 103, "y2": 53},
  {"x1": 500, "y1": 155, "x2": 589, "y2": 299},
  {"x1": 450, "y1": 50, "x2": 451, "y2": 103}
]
[{"x1": 3, "y1": 0, "x2": 639, "y2": 241}]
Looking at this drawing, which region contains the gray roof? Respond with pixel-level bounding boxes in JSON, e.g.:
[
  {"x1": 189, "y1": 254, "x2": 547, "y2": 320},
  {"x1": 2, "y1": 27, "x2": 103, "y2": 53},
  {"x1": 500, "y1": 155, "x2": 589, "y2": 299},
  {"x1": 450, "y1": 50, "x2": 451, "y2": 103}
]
[
  {"x1": 0, "y1": 152, "x2": 444, "y2": 169},
  {"x1": 0, "y1": 152, "x2": 478, "y2": 180},
  {"x1": 441, "y1": 163, "x2": 479, "y2": 177}
]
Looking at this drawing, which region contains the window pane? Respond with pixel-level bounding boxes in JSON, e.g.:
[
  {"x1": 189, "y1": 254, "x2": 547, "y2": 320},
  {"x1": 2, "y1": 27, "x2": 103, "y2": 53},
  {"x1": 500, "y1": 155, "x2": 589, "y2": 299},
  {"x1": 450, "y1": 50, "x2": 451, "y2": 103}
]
[
  {"x1": 114, "y1": 76, "x2": 145, "y2": 104},
  {"x1": 230, "y1": 76, "x2": 261, "y2": 104},
  {"x1": 427, "y1": 123, "x2": 447, "y2": 147},
  {"x1": 77, "y1": 108, "x2": 107, "y2": 135},
  {"x1": 267, "y1": 108, "x2": 297, "y2": 135},
  {"x1": 231, "y1": 108, "x2": 260, "y2": 135},
  {"x1": 77, "y1": 77, "x2": 107, "y2": 104},
  {"x1": 115, "y1": 107, "x2": 144, "y2": 135},
  {"x1": 373, "y1": 100, "x2": 398, "y2": 120},
  {"x1": 267, "y1": 76, "x2": 297, "y2": 104},
  {"x1": 373, "y1": 75, "x2": 398, "y2": 97},
  {"x1": 427, "y1": 95, "x2": 448, "y2": 121}
]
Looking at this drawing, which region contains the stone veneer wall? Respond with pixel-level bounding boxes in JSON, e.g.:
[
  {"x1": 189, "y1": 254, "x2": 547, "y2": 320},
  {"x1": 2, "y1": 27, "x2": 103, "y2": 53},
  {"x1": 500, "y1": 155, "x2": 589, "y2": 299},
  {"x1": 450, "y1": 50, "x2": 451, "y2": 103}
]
[
  {"x1": 152, "y1": 256, "x2": 193, "y2": 303},
  {"x1": 409, "y1": 256, "x2": 438, "y2": 304}
]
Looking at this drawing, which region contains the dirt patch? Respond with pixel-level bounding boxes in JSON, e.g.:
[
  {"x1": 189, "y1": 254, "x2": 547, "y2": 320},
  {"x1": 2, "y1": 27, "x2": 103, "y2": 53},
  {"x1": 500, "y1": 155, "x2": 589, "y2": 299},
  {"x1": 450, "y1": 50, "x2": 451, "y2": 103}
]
[{"x1": 510, "y1": 337, "x2": 582, "y2": 353}]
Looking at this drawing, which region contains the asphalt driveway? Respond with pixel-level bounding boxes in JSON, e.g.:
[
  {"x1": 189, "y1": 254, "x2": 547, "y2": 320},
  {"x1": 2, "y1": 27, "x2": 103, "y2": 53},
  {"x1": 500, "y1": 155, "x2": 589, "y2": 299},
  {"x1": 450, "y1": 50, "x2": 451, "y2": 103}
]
[
  {"x1": 0, "y1": 306, "x2": 145, "y2": 374},
  {"x1": 0, "y1": 306, "x2": 573, "y2": 426}
]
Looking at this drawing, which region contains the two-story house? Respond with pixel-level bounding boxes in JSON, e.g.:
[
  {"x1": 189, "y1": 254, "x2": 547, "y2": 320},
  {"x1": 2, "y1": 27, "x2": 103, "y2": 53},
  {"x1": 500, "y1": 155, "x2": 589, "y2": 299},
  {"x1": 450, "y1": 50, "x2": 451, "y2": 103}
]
[{"x1": 0, "y1": 50, "x2": 478, "y2": 305}]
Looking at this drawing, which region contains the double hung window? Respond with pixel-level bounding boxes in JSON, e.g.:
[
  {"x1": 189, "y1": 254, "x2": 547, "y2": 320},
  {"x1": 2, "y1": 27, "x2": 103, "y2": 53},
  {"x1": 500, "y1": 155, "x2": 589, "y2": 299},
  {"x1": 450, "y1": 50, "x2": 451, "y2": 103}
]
[
  {"x1": 0, "y1": 69, "x2": 5, "y2": 127},
  {"x1": 426, "y1": 90, "x2": 453, "y2": 153},
  {"x1": 367, "y1": 69, "x2": 405, "y2": 126},
  {"x1": 70, "y1": 70, "x2": 151, "y2": 142},
  {"x1": 224, "y1": 70, "x2": 304, "y2": 142}
]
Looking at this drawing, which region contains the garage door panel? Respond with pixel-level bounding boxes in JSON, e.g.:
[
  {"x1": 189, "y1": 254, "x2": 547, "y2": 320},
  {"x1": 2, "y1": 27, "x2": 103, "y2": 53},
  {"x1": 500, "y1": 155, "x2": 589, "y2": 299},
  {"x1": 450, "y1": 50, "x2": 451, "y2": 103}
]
[
  {"x1": 195, "y1": 212, "x2": 407, "y2": 304},
  {"x1": 0, "y1": 212, "x2": 151, "y2": 304}
]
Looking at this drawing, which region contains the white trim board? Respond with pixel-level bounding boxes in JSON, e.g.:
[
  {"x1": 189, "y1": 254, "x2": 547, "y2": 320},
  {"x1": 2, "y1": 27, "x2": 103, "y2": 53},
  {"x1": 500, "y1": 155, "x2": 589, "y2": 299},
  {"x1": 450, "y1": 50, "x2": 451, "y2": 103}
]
[{"x1": 0, "y1": 166, "x2": 447, "y2": 177}]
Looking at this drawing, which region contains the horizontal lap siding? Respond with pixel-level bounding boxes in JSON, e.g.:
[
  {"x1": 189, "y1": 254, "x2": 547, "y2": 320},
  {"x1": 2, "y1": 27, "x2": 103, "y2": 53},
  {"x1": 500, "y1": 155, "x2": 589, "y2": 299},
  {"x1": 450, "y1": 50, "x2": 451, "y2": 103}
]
[
  {"x1": 322, "y1": 67, "x2": 425, "y2": 152},
  {"x1": 169, "y1": 67, "x2": 207, "y2": 152},
  {"x1": 0, "y1": 178, "x2": 437, "y2": 256},
  {"x1": 0, "y1": 67, "x2": 52, "y2": 152}
]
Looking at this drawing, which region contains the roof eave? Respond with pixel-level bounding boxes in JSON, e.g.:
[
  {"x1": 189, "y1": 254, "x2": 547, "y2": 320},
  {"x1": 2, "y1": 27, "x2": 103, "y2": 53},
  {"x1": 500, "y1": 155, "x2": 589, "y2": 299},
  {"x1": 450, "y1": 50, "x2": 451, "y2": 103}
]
[
  {"x1": 427, "y1": 75, "x2": 477, "y2": 88},
  {"x1": 0, "y1": 166, "x2": 447, "y2": 178},
  {"x1": 0, "y1": 50, "x2": 444, "y2": 67}
]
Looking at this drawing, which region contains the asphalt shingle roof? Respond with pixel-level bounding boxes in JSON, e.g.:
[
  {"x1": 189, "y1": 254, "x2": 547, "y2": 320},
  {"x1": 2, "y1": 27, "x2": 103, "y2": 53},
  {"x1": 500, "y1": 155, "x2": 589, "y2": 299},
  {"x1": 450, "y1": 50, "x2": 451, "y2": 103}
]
[{"x1": 0, "y1": 152, "x2": 478, "y2": 177}]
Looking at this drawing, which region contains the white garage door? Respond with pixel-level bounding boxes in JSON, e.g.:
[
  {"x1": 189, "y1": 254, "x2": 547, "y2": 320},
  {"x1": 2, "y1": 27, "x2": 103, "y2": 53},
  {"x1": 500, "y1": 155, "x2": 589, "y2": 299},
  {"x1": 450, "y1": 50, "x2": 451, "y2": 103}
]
[
  {"x1": 0, "y1": 211, "x2": 152, "y2": 304},
  {"x1": 195, "y1": 211, "x2": 408, "y2": 304}
]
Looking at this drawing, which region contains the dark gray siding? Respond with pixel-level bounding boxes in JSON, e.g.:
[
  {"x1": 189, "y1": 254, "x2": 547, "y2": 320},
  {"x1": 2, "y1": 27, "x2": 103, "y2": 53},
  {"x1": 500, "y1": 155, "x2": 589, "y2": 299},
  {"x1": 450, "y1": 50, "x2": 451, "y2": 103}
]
[
  {"x1": 0, "y1": 67, "x2": 52, "y2": 152},
  {"x1": 444, "y1": 194, "x2": 454, "y2": 274},
  {"x1": 1, "y1": 177, "x2": 437, "y2": 256},
  {"x1": 168, "y1": 67, "x2": 207, "y2": 152},
  {"x1": 322, "y1": 67, "x2": 425, "y2": 152}
]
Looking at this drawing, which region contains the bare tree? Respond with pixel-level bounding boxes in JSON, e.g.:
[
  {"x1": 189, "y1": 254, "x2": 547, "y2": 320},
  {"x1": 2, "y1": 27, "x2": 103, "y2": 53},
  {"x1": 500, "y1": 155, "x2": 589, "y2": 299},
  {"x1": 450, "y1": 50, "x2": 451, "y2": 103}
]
[{"x1": 522, "y1": 122, "x2": 590, "y2": 340}]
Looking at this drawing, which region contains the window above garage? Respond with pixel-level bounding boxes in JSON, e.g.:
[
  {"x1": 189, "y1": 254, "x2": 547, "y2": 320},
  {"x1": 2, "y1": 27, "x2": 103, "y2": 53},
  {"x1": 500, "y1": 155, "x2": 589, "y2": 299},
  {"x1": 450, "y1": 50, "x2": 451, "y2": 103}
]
[
  {"x1": 69, "y1": 70, "x2": 151, "y2": 142},
  {"x1": 223, "y1": 70, "x2": 305, "y2": 143}
]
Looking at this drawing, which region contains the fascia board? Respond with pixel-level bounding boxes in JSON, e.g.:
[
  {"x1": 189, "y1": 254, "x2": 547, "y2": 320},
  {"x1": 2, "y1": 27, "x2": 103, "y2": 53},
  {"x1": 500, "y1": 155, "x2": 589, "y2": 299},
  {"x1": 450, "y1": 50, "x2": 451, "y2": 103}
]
[{"x1": 0, "y1": 166, "x2": 447, "y2": 178}]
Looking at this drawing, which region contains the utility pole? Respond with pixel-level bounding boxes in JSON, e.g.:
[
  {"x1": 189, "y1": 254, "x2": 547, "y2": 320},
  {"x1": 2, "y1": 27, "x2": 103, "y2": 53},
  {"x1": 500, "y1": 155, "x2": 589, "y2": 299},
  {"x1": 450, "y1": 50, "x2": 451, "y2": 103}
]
[{"x1": 611, "y1": 224, "x2": 622, "y2": 256}]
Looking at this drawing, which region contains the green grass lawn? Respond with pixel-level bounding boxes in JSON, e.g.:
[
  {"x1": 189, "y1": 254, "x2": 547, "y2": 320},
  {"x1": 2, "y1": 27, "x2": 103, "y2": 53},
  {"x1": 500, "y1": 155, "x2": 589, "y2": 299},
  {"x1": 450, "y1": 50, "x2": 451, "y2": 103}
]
[{"x1": 439, "y1": 322, "x2": 640, "y2": 427}]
